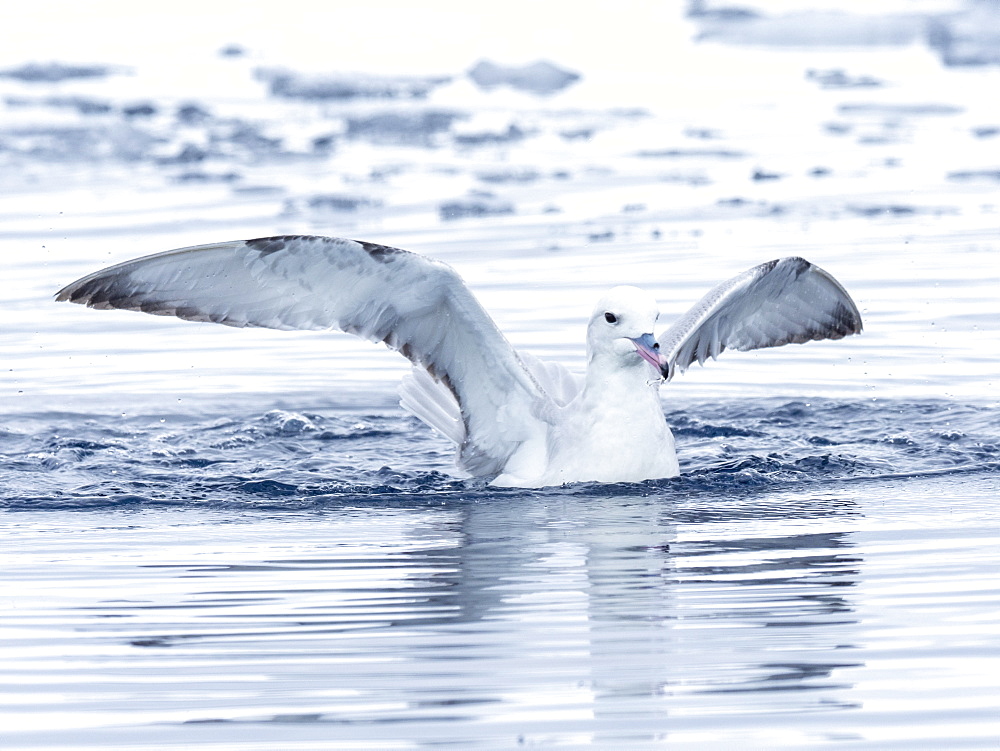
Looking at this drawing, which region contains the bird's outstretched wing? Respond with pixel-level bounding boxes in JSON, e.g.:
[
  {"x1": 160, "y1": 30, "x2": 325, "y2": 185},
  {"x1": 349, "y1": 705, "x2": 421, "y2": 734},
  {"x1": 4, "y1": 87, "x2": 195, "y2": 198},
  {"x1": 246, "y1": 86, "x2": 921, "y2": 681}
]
[
  {"x1": 56, "y1": 235, "x2": 551, "y2": 477},
  {"x1": 657, "y1": 256, "x2": 862, "y2": 380}
]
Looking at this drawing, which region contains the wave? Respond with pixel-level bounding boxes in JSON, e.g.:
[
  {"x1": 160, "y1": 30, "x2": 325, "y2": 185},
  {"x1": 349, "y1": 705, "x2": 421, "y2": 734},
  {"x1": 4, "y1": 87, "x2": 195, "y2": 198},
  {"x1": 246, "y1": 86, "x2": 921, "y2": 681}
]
[{"x1": 1, "y1": 399, "x2": 997, "y2": 511}]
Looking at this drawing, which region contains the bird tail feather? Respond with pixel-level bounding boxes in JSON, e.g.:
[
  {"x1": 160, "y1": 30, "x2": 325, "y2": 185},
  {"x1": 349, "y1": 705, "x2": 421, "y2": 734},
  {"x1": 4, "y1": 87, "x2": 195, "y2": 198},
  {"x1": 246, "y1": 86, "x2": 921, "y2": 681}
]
[{"x1": 398, "y1": 367, "x2": 465, "y2": 444}]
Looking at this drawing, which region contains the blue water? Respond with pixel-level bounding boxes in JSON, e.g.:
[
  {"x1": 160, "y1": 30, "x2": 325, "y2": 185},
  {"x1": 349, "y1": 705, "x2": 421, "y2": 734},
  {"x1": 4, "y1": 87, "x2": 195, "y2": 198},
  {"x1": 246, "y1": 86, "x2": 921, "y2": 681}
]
[
  {"x1": 3, "y1": 399, "x2": 998, "y2": 747},
  {"x1": 3, "y1": 3, "x2": 1000, "y2": 747},
  {"x1": 2, "y1": 399, "x2": 997, "y2": 509}
]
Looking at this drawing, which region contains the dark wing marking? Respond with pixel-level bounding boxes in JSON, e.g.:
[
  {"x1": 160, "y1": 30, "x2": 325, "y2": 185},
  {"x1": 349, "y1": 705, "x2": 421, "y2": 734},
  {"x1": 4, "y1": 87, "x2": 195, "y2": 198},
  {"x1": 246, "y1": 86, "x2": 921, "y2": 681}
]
[
  {"x1": 657, "y1": 256, "x2": 862, "y2": 379},
  {"x1": 57, "y1": 235, "x2": 553, "y2": 476}
]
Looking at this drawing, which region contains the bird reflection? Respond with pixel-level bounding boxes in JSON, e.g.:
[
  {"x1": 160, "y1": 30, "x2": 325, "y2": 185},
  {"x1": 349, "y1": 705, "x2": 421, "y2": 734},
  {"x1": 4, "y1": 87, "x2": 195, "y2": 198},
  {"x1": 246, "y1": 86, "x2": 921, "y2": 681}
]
[
  {"x1": 92, "y1": 490, "x2": 865, "y2": 736},
  {"x1": 402, "y1": 489, "x2": 866, "y2": 737}
]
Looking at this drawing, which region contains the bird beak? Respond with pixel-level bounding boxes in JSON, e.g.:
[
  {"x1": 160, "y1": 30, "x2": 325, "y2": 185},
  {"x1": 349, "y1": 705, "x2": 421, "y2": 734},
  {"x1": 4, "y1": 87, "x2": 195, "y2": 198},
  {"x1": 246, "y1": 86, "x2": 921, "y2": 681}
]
[{"x1": 629, "y1": 333, "x2": 665, "y2": 375}]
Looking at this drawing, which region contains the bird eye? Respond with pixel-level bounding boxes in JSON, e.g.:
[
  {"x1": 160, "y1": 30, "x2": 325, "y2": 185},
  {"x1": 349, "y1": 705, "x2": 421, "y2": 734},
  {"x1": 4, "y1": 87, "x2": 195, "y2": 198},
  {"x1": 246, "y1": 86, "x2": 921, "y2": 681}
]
[{"x1": 604, "y1": 312, "x2": 618, "y2": 324}]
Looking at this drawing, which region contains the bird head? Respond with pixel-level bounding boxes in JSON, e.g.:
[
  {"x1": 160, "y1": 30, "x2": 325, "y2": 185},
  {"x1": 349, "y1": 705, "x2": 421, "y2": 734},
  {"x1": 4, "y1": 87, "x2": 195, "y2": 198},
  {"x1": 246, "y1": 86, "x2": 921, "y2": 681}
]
[{"x1": 587, "y1": 286, "x2": 665, "y2": 376}]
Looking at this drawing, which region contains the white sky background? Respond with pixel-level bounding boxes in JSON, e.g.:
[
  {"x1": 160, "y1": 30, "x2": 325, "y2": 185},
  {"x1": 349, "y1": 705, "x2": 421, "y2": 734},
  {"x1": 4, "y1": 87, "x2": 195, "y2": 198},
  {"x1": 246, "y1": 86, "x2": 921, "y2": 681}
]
[
  {"x1": 0, "y1": 1, "x2": 715, "y2": 115},
  {"x1": 3, "y1": 1, "x2": 687, "y2": 74},
  {"x1": 1, "y1": 0, "x2": 975, "y2": 119},
  {"x1": 1, "y1": 0, "x2": 967, "y2": 77}
]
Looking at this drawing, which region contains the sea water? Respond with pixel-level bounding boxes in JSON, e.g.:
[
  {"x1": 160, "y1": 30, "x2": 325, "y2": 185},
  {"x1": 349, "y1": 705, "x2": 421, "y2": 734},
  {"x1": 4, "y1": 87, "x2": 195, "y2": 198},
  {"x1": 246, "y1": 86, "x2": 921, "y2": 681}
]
[{"x1": 2, "y1": 4, "x2": 999, "y2": 748}]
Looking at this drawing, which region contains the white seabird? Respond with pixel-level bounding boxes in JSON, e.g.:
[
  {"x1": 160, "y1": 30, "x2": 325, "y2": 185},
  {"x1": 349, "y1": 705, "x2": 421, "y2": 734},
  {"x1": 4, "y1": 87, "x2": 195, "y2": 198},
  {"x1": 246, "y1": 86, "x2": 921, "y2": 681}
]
[{"x1": 56, "y1": 235, "x2": 862, "y2": 487}]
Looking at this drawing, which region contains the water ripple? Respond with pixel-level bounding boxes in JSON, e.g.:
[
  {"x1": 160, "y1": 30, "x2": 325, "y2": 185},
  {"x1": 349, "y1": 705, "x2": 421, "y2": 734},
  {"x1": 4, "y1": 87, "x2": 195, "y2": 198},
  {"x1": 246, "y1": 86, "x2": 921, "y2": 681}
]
[{"x1": 1, "y1": 399, "x2": 997, "y2": 511}]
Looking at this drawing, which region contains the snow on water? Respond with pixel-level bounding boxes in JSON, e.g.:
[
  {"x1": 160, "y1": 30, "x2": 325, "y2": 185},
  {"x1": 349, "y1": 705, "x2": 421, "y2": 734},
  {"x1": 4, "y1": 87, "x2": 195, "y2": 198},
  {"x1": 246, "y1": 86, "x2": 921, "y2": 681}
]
[{"x1": 1, "y1": 3, "x2": 999, "y2": 748}]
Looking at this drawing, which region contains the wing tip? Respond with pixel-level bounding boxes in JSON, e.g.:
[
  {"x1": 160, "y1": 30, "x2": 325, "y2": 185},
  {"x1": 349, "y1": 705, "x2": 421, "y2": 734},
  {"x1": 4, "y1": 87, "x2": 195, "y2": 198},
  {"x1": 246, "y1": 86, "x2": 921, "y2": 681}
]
[
  {"x1": 54, "y1": 275, "x2": 126, "y2": 310},
  {"x1": 54, "y1": 279, "x2": 95, "y2": 306},
  {"x1": 780, "y1": 256, "x2": 864, "y2": 339},
  {"x1": 832, "y1": 296, "x2": 864, "y2": 338}
]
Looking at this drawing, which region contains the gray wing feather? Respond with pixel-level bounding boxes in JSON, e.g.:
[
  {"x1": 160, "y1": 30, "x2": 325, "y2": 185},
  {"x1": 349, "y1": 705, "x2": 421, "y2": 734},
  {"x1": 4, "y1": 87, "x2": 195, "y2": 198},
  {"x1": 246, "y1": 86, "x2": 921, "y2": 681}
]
[
  {"x1": 657, "y1": 256, "x2": 862, "y2": 380},
  {"x1": 56, "y1": 235, "x2": 550, "y2": 477}
]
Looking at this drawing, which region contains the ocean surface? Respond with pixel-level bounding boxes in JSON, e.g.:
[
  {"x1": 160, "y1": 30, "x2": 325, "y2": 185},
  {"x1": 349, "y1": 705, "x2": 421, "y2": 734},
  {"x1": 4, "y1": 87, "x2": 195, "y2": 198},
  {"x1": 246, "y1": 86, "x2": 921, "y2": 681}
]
[{"x1": 2, "y1": 2, "x2": 999, "y2": 748}]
